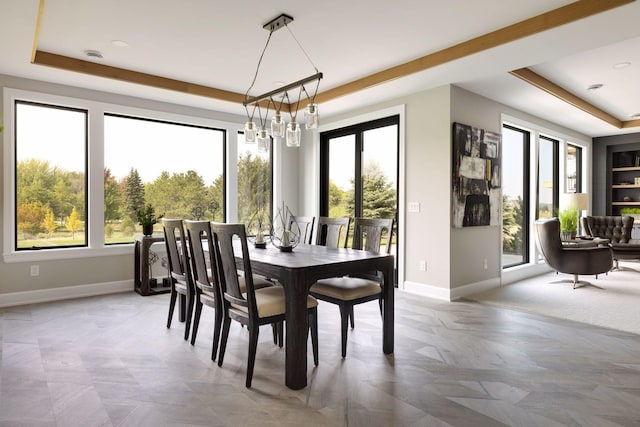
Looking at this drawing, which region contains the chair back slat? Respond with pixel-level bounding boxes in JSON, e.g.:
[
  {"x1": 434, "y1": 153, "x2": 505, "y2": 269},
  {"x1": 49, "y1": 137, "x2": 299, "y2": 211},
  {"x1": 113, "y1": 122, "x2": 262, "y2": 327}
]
[
  {"x1": 289, "y1": 216, "x2": 315, "y2": 245},
  {"x1": 316, "y1": 217, "x2": 350, "y2": 248},
  {"x1": 161, "y1": 219, "x2": 190, "y2": 282},
  {"x1": 211, "y1": 223, "x2": 256, "y2": 314},
  {"x1": 183, "y1": 220, "x2": 217, "y2": 295},
  {"x1": 352, "y1": 218, "x2": 394, "y2": 254}
]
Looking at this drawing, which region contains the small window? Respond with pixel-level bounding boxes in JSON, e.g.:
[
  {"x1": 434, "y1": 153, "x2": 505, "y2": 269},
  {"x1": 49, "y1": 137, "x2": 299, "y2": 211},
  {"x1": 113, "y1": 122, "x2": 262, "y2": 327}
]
[
  {"x1": 15, "y1": 101, "x2": 88, "y2": 250},
  {"x1": 237, "y1": 132, "x2": 272, "y2": 236}
]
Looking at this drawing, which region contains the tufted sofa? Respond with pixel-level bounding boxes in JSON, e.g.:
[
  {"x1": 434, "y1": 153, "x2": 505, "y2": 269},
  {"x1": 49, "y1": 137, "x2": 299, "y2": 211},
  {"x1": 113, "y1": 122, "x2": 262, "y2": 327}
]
[{"x1": 582, "y1": 215, "x2": 640, "y2": 268}]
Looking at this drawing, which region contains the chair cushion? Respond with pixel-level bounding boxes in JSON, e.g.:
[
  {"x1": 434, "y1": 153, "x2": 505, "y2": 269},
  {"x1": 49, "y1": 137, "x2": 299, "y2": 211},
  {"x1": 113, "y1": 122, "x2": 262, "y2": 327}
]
[
  {"x1": 310, "y1": 277, "x2": 381, "y2": 300},
  {"x1": 231, "y1": 286, "x2": 317, "y2": 318}
]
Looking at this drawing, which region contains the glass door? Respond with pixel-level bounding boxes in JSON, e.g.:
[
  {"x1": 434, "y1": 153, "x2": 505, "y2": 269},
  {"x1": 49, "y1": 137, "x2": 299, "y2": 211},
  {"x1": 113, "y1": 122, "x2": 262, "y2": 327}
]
[{"x1": 320, "y1": 115, "x2": 399, "y2": 273}]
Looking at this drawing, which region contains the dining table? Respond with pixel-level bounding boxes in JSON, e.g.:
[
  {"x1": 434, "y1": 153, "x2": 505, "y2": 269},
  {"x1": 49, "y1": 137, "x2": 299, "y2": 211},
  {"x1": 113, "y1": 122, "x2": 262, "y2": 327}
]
[{"x1": 239, "y1": 242, "x2": 395, "y2": 390}]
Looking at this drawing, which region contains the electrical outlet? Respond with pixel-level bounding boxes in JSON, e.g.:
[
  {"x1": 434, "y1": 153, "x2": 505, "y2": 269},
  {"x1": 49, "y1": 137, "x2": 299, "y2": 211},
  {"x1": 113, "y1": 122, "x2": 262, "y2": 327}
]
[
  {"x1": 483, "y1": 259, "x2": 488, "y2": 270},
  {"x1": 419, "y1": 260, "x2": 427, "y2": 271},
  {"x1": 30, "y1": 265, "x2": 39, "y2": 277}
]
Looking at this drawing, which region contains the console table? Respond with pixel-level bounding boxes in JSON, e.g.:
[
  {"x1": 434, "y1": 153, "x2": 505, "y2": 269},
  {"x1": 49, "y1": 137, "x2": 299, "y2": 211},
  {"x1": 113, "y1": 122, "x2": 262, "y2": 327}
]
[{"x1": 134, "y1": 235, "x2": 171, "y2": 296}]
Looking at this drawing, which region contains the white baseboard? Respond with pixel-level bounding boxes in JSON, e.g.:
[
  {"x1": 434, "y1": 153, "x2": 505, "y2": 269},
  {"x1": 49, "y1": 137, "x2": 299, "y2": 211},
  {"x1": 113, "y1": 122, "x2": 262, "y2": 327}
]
[
  {"x1": 402, "y1": 277, "x2": 501, "y2": 301},
  {"x1": 0, "y1": 280, "x2": 133, "y2": 308}
]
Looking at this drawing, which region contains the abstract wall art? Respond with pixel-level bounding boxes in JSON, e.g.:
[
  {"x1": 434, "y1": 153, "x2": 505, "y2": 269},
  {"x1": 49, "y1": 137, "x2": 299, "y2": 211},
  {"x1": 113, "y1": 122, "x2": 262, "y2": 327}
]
[{"x1": 452, "y1": 122, "x2": 501, "y2": 228}]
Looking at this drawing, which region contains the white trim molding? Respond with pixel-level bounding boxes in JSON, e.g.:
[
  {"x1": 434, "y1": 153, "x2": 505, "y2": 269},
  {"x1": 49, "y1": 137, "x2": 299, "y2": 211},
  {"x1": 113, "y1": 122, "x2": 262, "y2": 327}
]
[
  {"x1": 0, "y1": 280, "x2": 132, "y2": 308},
  {"x1": 403, "y1": 277, "x2": 501, "y2": 301}
]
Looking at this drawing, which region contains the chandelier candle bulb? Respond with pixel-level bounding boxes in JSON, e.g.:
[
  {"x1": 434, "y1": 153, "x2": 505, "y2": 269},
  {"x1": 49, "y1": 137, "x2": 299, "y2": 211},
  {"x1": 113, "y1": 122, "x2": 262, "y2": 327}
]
[
  {"x1": 304, "y1": 103, "x2": 318, "y2": 129},
  {"x1": 257, "y1": 127, "x2": 270, "y2": 153},
  {"x1": 271, "y1": 111, "x2": 285, "y2": 138},
  {"x1": 286, "y1": 119, "x2": 301, "y2": 147},
  {"x1": 244, "y1": 121, "x2": 257, "y2": 143}
]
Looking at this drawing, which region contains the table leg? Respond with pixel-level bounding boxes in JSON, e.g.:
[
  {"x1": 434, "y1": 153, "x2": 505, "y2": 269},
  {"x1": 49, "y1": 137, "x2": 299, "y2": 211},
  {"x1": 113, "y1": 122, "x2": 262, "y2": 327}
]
[
  {"x1": 382, "y1": 257, "x2": 394, "y2": 354},
  {"x1": 283, "y1": 270, "x2": 308, "y2": 390}
]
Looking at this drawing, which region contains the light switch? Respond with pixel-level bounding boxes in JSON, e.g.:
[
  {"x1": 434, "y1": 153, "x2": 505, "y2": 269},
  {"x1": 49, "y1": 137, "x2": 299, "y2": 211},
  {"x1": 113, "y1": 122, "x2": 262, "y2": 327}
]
[{"x1": 408, "y1": 202, "x2": 420, "y2": 213}]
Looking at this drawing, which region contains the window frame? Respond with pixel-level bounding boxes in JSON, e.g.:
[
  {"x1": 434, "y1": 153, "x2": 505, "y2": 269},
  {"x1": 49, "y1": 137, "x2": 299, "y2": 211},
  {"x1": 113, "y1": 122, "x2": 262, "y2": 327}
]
[
  {"x1": 14, "y1": 100, "x2": 89, "y2": 251},
  {"x1": 3, "y1": 88, "x2": 243, "y2": 263},
  {"x1": 502, "y1": 123, "x2": 531, "y2": 268},
  {"x1": 102, "y1": 112, "x2": 228, "y2": 244},
  {"x1": 502, "y1": 114, "x2": 590, "y2": 272},
  {"x1": 536, "y1": 134, "x2": 559, "y2": 220}
]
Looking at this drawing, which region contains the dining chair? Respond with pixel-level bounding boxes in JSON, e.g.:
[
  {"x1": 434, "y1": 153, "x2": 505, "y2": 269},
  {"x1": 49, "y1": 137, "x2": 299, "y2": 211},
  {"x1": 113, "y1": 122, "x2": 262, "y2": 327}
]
[
  {"x1": 183, "y1": 220, "x2": 224, "y2": 361},
  {"x1": 212, "y1": 222, "x2": 319, "y2": 388},
  {"x1": 315, "y1": 216, "x2": 350, "y2": 248},
  {"x1": 289, "y1": 215, "x2": 315, "y2": 245},
  {"x1": 309, "y1": 217, "x2": 394, "y2": 357},
  {"x1": 161, "y1": 218, "x2": 195, "y2": 341},
  {"x1": 184, "y1": 221, "x2": 276, "y2": 355}
]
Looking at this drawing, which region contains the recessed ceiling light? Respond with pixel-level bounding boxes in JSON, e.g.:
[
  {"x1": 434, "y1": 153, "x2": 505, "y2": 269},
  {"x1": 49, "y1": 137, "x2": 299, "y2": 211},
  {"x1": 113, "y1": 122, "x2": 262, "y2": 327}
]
[
  {"x1": 629, "y1": 113, "x2": 640, "y2": 119},
  {"x1": 587, "y1": 83, "x2": 603, "y2": 91},
  {"x1": 111, "y1": 40, "x2": 129, "y2": 47},
  {"x1": 613, "y1": 61, "x2": 631, "y2": 69},
  {"x1": 84, "y1": 49, "x2": 103, "y2": 59}
]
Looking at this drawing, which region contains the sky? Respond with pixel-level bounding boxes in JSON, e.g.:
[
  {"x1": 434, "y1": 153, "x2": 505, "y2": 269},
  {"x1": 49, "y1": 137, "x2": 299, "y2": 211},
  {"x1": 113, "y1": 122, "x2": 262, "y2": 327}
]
[{"x1": 328, "y1": 125, "x2": 398, "y2": 190}]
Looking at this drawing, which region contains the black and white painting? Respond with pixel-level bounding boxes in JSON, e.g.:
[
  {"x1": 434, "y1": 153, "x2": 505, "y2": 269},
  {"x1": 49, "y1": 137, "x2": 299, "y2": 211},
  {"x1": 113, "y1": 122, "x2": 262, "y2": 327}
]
[{"x1": 452, "y1": 122, "x2": 501, "y2": 228}]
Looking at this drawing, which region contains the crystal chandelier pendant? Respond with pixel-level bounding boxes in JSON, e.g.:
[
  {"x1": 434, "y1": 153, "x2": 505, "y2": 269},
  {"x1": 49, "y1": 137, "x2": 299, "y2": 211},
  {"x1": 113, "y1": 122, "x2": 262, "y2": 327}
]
[
  {"x1": 257, "y1": 127, "x2": 270, "y2": 153},
  {"x1": 286, "y1": 119, "x2": 301, "y2": 147},
  {"x1": 244, "y1": 120, "x2": 257, "y2": 143},
  {"x1": 271, "y1": 111, "x2": 285, "y2": 139},
  {"x1": 304, "y1": 103, "x2": 319, "y2": 129}
]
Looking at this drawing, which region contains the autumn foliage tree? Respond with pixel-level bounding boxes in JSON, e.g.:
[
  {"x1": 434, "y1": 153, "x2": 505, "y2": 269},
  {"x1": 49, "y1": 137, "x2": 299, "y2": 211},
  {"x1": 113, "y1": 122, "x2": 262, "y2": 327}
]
[{"x1": 67, "y1": 207, "x2": 82, "y2": 240}]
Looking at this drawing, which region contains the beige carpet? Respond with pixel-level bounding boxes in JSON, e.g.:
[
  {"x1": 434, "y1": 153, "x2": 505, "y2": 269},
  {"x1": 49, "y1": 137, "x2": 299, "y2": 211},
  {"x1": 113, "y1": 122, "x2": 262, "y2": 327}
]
[{"x1": 467, "y1": 260, "x2": 640, "y2": 335}]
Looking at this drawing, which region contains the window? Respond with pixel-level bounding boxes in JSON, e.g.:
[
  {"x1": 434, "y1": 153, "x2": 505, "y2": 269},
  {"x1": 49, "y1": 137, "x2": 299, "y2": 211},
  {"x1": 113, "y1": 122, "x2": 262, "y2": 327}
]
[
  {"x1": 236, "y1": 132, "x2": 272, "y2": 236},
  {"x1": 4, "y1": 88, "x2": 254, "y2": 262},
  {"x1": 502, "y1": 117, "x2": 589, "y2": 270},
  {"x1": 502, "y1": 124, "x2": 530, "y2": 267},
  {"x1": 104, "y1": 114, "x2": 225, "y2": 244},
  {"x1": 320, "y1": 115, "x2": 399, "y2": 252},
  {"x1": 15, "y1": 101, "x2": 87, "y2": 250},
  {"x1": 566, "y1": 143, "x2": 582, "y2": 193},
  {"x1": 536, "y1": 135, "x2": 559, "y2": 219}
]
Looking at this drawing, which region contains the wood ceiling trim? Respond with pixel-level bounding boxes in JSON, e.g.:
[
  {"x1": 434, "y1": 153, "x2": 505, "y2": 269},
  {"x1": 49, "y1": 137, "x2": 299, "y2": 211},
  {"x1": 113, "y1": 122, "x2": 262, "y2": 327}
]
[
  {"x1": 315, "y1": 0, "x2": 635, "y2": 105},
  {"x1": 622, "y1": 119, "x2": 640, "y2": 128},
  {"x1": 510, "y1": 67, "x2": 640, "y2": 129},
  {"x1": 31, "y1": 0, "x2": 45, "y2": 63},
  {"x1": 32, "y1": 50, "x2": 246, "y2": 104},
  {"x1": 509, "y1": 68, "x2": 623, "y2": 128},
  {"x1": 31, "y1": 0, "x2": 635, "y2": 116}
]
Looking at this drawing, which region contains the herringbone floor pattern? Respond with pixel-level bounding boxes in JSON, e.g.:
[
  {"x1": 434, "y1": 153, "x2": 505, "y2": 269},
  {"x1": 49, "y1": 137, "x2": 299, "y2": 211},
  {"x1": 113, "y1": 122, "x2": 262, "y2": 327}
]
[{"x1": 2, "y1": 289, "x2": 640, "y2": 426}]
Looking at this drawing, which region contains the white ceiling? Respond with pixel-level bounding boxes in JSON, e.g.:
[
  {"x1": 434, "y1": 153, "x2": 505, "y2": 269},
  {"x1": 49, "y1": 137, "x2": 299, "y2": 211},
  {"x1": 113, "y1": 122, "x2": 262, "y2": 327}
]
[{"x1": 2, "y1": 0, "x2": 640, "y2": 137}]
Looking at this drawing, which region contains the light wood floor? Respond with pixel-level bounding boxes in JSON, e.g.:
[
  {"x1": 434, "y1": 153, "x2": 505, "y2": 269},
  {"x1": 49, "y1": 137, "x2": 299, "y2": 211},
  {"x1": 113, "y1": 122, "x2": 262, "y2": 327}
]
[{"x1": 2, "y1": 289, "x2": 640, "y2": 426}]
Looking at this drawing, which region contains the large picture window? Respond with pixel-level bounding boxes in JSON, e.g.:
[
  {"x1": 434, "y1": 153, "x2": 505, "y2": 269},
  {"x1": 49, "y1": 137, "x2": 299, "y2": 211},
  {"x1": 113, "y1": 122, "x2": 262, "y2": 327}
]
[
  {"x1": 104, "y1": 114, "x2": 225, "y2": 244},
  {"x1": 4, "y1": 88, "x2": 260, "y2": 262},
  {"x1": 15, "y1": 101, "x2": 87, "y2": 250}
]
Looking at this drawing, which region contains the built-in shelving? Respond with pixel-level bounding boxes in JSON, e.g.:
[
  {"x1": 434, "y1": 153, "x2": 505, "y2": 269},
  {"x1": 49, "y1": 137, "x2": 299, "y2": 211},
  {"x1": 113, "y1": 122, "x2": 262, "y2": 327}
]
[{"x1": 610, "y1": 150, "x2": 640, "y2": 215}]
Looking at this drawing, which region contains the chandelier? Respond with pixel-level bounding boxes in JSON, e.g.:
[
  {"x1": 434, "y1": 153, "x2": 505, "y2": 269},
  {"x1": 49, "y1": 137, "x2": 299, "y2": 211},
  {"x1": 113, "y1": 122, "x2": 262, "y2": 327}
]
[{"x1": 243, "y1": 14, "x2": 323, "y2": 152}]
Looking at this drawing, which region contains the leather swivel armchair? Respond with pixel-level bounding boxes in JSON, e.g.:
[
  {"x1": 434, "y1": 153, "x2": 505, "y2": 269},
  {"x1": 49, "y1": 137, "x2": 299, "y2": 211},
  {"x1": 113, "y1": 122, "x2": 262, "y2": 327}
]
[{"x1": 535, "y1": 218, "x2": 613, "y2": 288}]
